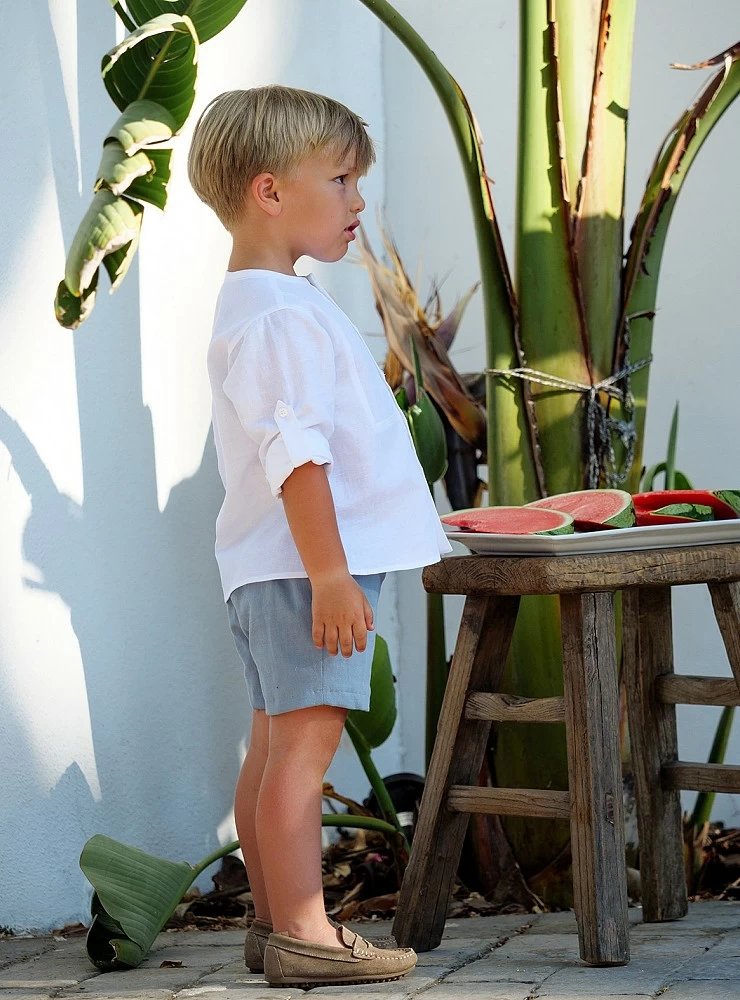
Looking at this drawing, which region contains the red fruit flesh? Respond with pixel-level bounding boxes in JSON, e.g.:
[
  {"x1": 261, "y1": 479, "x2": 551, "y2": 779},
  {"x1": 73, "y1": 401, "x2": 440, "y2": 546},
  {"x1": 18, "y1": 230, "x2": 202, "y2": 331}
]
[
  {"x1": 441, "y1": 506, "x2": 573, "y2": 535},
  {"x1": 633, "y1": 490, "x2": 739, "y2": 520}
]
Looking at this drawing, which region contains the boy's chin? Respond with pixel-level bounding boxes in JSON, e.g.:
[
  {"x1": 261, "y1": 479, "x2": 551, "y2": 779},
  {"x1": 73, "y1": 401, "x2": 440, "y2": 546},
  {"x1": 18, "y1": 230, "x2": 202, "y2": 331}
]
[{"x1": 308, "y1": 245, "x2": 350, "y2": 264}]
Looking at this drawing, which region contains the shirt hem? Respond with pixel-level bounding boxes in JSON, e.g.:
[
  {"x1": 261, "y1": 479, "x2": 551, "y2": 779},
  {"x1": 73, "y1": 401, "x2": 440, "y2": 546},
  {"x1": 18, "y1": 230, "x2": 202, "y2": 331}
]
[{"x1": 221, "y1": 553, "x2": 450, "y2": 602}]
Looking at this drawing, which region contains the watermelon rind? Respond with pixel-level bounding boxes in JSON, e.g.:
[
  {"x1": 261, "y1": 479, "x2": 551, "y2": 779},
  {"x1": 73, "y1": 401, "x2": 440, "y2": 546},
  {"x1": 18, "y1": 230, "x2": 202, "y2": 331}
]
[
  {"x1": 526, "y1": 489, "x2": 635, "y2": 529},
  {"x1": 440, "y1": 506, "x2": 575, "y2": 536}
]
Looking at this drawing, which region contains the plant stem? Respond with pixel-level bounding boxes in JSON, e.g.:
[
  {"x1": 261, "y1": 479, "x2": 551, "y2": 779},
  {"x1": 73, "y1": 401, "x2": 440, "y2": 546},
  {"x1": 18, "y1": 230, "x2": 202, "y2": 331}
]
[
  {"x1": 112, "y1": 3, "x2": 137, "y2": 33},
  {"x1": 192, "y1": 840, "x2": 240, "y2": 877}
]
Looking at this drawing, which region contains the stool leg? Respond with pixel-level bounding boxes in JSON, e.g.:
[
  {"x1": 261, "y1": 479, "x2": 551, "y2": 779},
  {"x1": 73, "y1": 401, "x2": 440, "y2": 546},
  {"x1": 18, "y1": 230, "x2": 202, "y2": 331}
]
[
  {"x1": 392, "y1": 593, "x2": 520, "y2": 952},
  {"x1": 708, "y1": 581, "x2": 740, "y2": 691},
  {"x1": 560, "y1": 591, "x2": 629, "y2": 965},
  {"x1": 623, "y1": 587, "x2": 687, "y2": 922}
]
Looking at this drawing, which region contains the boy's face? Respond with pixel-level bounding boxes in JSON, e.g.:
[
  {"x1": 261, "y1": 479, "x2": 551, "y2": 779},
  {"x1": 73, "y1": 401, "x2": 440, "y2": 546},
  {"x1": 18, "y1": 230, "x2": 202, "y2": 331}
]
[{"x1": 277, "y1": 148, "x2": 366, "y2": 263}]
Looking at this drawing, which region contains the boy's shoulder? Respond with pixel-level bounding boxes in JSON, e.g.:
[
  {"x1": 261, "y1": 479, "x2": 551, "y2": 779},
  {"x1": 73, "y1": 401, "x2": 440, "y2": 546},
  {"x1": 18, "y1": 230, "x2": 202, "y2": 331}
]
[{"x1": 213, "y1": 271, "x2": 350, "y2": 346}]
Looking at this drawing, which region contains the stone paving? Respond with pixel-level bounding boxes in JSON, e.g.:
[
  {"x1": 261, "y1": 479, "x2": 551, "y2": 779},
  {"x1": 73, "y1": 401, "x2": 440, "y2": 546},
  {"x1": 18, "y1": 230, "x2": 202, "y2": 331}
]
[{"x1": 1, "y1": 902, "x2": 739, "y2": 1000}]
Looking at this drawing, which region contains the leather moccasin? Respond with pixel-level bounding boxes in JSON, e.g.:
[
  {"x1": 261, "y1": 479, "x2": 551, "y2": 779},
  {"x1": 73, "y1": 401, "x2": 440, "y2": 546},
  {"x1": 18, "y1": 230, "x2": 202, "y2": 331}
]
[
  {"x1": 243, "y1": 917, "x2": 398, "y2": 973},
  {"x1": 263, "y1": 923, "x2": 417, "y2": 986}
]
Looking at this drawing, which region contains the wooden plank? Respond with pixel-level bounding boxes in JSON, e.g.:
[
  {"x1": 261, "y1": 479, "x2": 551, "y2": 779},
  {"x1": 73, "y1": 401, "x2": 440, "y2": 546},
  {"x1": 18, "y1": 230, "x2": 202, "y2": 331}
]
[
  {"x1": 656, "y1": 675, "x2": 740, "y2": 706},
  {"x1": 663, "y1": 761, "x2": 740, "y2": 793},
  {"x1": 622, "y1": 588, "x2": 687, "y2": 923},
  {"x1": 447, "y1": 785, "x2": 570, "y2": 819},
  {"x1": 708, "y1": 581, "x2": 740, "y2": 693},
  {"x1": 465, "y1": 692, "x2": 566, "y2": 723},
  {"x1": 392, "y1": 594, "x2": 520, "y2": 952},
  {"x1": 422, "y1": 543, "x2": 740, "y2": 597},
  {"x1": 560, "y1": 591, "x2": 629, "y2": 966}
]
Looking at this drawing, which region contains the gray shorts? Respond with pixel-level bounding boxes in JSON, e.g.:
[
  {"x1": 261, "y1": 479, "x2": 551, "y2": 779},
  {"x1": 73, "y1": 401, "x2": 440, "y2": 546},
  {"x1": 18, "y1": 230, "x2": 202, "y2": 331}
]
[{"x1": 226, "y1": 573, "x2": 386, "y2": 716}]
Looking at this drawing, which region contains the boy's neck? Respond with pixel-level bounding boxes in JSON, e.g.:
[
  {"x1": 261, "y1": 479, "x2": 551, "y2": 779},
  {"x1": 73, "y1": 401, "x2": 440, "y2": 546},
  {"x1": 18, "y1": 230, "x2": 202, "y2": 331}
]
[{"x1": 228, "y1": 235, "x2": 300, "y2": 277}]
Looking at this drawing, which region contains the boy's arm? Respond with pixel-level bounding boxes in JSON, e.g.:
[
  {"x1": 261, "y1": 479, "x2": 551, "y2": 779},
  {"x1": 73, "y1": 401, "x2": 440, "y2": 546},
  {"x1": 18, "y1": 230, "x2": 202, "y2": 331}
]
[
  {"x1": 280, "y1": 461, "x2": 349, "y2": 583},
  {"x1": 283, "y1": 460, "x2": 374, "y2": 655}
]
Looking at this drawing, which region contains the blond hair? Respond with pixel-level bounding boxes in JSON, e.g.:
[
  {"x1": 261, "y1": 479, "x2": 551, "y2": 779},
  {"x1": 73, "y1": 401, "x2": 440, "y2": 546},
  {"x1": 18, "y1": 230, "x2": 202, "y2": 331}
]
[{"x1": 187, "y1": 84, "x2": 376, "y2": 230}]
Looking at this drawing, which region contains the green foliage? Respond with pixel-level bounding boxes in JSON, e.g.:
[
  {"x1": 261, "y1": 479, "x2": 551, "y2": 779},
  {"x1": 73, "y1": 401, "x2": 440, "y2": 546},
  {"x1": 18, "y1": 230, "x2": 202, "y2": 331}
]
[{"x1": 56, "y1": 2, "x2": 249, "y2": 328}]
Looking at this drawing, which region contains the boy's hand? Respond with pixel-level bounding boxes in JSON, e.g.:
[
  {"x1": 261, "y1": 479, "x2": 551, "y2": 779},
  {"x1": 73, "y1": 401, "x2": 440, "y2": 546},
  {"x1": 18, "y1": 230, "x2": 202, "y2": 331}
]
[{"x1": 311, "y1": 570, "x2": 375, "y2": 657}]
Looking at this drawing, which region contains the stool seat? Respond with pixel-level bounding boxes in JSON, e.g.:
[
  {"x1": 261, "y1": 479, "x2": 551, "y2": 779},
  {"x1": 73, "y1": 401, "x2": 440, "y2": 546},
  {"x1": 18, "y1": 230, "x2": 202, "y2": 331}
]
[{"x1": 391, "y1": 542, "x2": 740, "y2": 968}]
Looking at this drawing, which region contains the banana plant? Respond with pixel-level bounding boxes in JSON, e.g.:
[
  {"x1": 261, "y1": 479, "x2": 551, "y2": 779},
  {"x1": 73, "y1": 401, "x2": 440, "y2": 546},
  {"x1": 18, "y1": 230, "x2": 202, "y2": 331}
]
[
  {"x1": 79, "y1": 631, "x2": 409, "y2": 971},
  {"x1": 356, "y1": 0, "x2": 740, "y2": 900},
  {"x1": 55, "y1": 1, "x2": 249, "y2": 328}
]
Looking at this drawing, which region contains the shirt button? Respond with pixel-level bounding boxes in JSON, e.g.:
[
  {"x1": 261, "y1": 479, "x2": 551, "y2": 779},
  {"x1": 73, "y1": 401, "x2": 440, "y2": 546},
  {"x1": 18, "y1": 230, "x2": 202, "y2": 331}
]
[{"x1": 278, "y1": 406, "x2": 288, "y2": 417}]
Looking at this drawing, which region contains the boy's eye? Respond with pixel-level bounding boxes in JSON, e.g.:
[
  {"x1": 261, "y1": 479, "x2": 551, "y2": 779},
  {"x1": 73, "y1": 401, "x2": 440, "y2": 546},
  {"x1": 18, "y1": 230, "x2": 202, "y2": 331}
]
[{"x1": 334, "y1": 175, "x2": 347, "y2": 184}]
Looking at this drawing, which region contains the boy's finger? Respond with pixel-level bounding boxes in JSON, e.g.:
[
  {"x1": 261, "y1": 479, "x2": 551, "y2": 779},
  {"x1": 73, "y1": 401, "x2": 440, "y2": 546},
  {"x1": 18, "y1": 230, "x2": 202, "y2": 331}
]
[
  {"x1": 353, "y1": 621, "x2": 368, "y2": 653},
  {"x1": 365, "y1": 599, "x2": 374, "y2": 630}
]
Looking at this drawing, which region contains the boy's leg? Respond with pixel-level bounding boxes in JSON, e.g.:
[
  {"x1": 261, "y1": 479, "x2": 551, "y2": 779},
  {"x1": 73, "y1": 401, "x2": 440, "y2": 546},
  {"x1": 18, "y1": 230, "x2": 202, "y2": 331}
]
[
  {"x1": 257, "y1": 704, "x2": 350, "y2": 949},
  {"x1": 234, "y1": 707, "x2": 272, "y2": 923}
]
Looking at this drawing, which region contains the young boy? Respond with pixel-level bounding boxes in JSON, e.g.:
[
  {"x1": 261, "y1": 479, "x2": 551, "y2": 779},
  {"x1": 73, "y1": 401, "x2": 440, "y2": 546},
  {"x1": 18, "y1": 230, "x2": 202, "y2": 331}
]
[{"x1": 187, "y1": 84, "x2": 453, "y2": 988}]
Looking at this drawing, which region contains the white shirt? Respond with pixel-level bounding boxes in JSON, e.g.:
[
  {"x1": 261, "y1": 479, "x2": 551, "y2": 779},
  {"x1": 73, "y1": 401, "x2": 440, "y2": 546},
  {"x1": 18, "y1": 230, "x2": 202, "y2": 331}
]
[{"x1": 207, "y1": 268, "x2": 453, "y2": 600}]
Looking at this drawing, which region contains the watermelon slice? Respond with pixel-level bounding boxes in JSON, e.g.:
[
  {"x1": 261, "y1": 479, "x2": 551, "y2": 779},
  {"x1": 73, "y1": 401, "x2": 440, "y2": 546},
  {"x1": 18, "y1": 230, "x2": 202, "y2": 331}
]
[
  {"x1": 634, "y1": 502, "x2": 715, "y2": 527},
  {"x1": 633, "y1": 490, "x2": 740, "y2": 521},
  {"x1": 440, "y1": 506, "x2": 574, "y2": 536},
  {"x1": 526, "y1": 489, "x2": 635, "y2": 531}
]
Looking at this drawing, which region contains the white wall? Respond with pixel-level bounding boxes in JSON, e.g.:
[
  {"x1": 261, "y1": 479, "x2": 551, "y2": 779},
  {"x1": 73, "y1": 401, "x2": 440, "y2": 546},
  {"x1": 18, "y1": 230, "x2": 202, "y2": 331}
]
[
  {"x1": 384, "y1": 0, "x2": 740, "y2": 825},
  {"x1": 0, "y1": 0, "x2": 394, "y2": 934}
]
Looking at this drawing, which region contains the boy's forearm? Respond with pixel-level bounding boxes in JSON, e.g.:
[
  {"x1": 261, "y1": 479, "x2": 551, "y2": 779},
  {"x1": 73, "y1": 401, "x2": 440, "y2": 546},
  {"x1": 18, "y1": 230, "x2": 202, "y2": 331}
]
[{"x1": 280, "y1": 461, "x2": 349, "y2": 582}]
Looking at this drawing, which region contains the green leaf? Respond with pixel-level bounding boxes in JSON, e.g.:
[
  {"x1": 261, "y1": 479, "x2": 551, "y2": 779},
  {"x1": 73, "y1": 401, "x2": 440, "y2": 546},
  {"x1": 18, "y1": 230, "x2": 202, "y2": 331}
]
[
  {"x1": 406, "y1": 334, "x2": 448, "y2": 485},
  {"x1": 125, "y1": 149, "x2": 172, "y2": 209},
  {"x1": 394, "y1": 384, "x2": 409, "y2": 410},
  {"x1": 347, "y1": 634, "x2": 396, "y2": 749},
  {"x1": 95, "y1": 143, "x2": 155, "y2": 196},
  {"x1": 80, "y1": 835, "x2": 198, "y2": 970},
  {"x1": 64, "y1": 190, "x2": 143, "y2": 298},
  {"x1": 103, "y1": 237, "x2": 141, "y2": 292},
  {"x1": 55, "y1": 270, "x2": 99, "y2": 330},
  {"x1": 125, "y1": 1, "x2": 249, "y2": 43},
  {"x1": 407, "y1": 397, "x2": 448, "y2": 486},
  {"x1": 619, "y1": 48, "x2": 740, "y2": 486},
  {"x1": 101, "y1": 14, "x2": 198, "y2": 129},
  {"x1": 104, "y1": 99, "x2": 178, "y2": 153}
]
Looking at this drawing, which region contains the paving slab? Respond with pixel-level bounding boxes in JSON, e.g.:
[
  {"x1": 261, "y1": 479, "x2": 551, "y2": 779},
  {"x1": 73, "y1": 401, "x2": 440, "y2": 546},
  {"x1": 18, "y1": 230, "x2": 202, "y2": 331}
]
[
  {"x1": 537, "y1": 956, "x2": 695, "y2": 996},
  {"x1": 670, "y1": 954, "x2": 740, "y2": 980},
  {"x1": 56, "y1": 966, "x2": 206, "y2": 996},
  {"x1": 661, "y1": 981, "x2": 740, "y2": 999},
  {"x1": 0, "y1": 951, "x2": 99, "y2": 990},
  {"x1": 0, "y1": 935, "x2": 57, "y2": 969}
]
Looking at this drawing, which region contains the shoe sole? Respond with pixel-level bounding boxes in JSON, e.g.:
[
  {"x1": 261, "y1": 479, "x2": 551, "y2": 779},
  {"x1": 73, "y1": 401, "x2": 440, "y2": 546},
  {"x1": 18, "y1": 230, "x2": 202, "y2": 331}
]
[{"x1": 266, "y1": 972, "x2": 411, "y2": 987}]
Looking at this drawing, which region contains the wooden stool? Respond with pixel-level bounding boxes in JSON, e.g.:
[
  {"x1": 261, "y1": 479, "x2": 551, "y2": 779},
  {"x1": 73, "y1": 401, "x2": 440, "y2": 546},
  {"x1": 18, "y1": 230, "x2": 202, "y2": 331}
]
[{"x1": 392, "y1": 542, "x2": 740, "y2": 967}]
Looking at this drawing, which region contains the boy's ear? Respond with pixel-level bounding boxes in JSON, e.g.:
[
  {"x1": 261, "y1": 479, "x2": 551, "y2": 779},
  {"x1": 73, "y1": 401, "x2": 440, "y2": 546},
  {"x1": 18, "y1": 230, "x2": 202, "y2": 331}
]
[{"x1": 250, "y1": 172, "x2": 282, "y2": 216}]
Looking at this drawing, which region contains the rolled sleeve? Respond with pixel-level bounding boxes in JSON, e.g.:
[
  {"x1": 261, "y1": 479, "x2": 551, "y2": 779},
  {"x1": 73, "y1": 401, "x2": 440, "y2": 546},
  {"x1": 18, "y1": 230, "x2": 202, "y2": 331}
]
[{"x1": 222, "y1": 307, "x2": 336, "y2": 499}]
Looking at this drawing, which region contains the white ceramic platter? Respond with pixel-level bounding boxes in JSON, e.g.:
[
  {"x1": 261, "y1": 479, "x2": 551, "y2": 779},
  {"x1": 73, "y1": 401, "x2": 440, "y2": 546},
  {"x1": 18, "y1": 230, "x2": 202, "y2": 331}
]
[{"x1": 442, "y1": 518, "x2": 740, "y2": 557}]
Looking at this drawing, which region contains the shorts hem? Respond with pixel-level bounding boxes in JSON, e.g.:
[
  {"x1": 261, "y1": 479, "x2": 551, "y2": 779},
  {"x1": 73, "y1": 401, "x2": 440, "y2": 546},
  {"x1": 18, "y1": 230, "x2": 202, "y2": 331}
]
[{"x1": 262, "y1": 691, "x2": 371, "y2": 717}]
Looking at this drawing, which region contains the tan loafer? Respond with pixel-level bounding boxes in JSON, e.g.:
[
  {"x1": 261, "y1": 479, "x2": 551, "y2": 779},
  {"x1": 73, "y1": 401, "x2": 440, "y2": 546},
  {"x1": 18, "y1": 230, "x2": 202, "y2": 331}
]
[
  {"x1": 244, "y1": 916, "x2": 399, "y2": 972},
  {"x1": 263, "y1": 923, "x2": 417, "y2": 987}
]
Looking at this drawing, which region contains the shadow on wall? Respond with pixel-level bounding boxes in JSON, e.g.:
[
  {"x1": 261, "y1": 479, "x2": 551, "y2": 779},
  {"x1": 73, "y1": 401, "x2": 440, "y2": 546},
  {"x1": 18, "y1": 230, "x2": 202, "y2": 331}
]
[{"x1": 0, "y1": 3, "x2": 249, "y2": 929}]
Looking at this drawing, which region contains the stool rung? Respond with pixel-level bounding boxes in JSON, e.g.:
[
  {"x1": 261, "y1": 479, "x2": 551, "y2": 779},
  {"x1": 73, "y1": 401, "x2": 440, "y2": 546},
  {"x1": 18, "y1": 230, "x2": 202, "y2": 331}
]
[
  {"x1": 465, "y1": 692, "x2": 566, "y2": 723},
  {"x1": 656, "y1": 675, "x2": 740, "y2": 706},
  {"x1": 662, "y1": 761, "x2": 740, "y2": 793},
  {"x1": 447, "y1": 785, "x2": 570, "y2": 819}
]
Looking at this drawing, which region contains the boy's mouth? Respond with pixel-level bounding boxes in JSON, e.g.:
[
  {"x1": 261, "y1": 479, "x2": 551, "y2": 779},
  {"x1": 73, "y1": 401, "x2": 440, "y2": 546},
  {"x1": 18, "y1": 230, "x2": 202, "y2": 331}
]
[{"x1": 344, "y1": 221, "x2": 360, "y2": 239}]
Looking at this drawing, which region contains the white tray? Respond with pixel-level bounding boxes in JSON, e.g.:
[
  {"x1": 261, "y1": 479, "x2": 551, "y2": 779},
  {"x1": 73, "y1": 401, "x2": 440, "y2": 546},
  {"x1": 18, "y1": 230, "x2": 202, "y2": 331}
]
[{"x1": 442, "y1": 518, "x2": 740, "y2": 557}]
